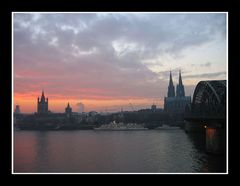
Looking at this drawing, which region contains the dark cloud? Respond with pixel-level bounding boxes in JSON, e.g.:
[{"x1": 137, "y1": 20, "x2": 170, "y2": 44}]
[
  {"x1": 14, "y1": 13, "x2": 226, "y2": 61},
  {"x1": 184, "y1": 71, "x2": 226, "y2": 79},
  {"x1": 14, "y1": 13, "x2": 226, "y2": 107},
  {"x1": 201, "y1": 62, "x2": 211, "y2": 67},
  {"x1": 191, "y1": 62, "x2": 212, "y2": 68}
]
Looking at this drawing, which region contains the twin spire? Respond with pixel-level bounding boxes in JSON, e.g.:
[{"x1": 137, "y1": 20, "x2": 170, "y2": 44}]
[
  {"x1": 167, "y1": 70, "x2": 185, "y2": 98},
  {"x1": 168, "y1": 71, "x2": 175, "y2": 97},
  {"x1": 178, "y1": 70, "x2": 183, "y2": 86}
]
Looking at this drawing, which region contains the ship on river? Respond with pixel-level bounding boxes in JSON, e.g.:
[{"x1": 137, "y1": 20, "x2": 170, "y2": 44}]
[
  {"x1": 155, "y1": 124, "x2": 180, "y2": 130},
  {"x1": 94, "y1": 121, "x2": 148, "y2": 131}
]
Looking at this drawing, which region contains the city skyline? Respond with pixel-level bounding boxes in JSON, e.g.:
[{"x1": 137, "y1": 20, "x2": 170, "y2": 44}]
[{"x1": 13, "y1": 12, "x2": 227, "y2": 113}]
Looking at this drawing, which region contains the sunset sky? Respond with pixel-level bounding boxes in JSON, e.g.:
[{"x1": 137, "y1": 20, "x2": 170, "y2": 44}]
[{"x1": 13, "y1": 12, "x2": 227, "y2": 113}]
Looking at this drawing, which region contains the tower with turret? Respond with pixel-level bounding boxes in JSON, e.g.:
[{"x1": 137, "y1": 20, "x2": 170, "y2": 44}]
[
  {"x1": 37, "y1": 91, "x2": 48, "y2": 114},
  {"x1": 65, "y1": 102, "x2": 72, "y2": 117}
]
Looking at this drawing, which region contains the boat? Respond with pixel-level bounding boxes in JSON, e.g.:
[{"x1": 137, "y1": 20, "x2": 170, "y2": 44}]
[
  {"x1": 155, "y1": 124, "x2": 180, "y2": 130},
  {"x1": 94, "y1": 121, "x2": 148, "y2": 131}
]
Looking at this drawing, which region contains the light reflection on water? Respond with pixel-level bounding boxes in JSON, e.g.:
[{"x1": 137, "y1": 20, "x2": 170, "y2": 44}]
[{"x1": 14, "y1": 130, "x2": 226, "y2": 173}]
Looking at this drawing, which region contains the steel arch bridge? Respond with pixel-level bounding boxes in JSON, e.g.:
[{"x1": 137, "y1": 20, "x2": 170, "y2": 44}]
[
  {"x1": 184, "y1": 80, "x2": 227, "y2": 154},
  {"x1": 190, "y1": 80, "x2": 226, "y2": 119}
]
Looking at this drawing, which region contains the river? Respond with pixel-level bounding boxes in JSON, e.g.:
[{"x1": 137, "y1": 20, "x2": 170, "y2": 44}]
[{"x1": 14, "y1": 129, "x2": 226, "y2": 173}]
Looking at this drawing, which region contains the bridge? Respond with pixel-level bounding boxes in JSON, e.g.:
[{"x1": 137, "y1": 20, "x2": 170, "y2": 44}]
[{"x1": 184, "y1": 80, "x2": 226, "y2": 154}]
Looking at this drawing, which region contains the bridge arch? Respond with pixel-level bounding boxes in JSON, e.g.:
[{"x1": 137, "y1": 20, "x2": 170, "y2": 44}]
[{"x1": 191, "y1": 80, "x2": 226, "y2": 116}]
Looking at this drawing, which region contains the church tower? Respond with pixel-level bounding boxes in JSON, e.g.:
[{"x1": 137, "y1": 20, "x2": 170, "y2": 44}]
[
  {"x1": 37, "y1": 91, "x2": 48, "y2": 114},
  {"x1": 176, "y1": 70, "x2": 185, "y2": 97},
  {"x1": 167, "y1": 71, "x2": 175, "y2": 97},
  {"x1": 65, "y1": 102, "x2": 72, "y2": 117}
]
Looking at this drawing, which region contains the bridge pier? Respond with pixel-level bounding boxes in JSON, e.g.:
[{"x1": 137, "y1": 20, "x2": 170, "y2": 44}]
[
  {"x1": 184, "y1": 80, "x2": 226, "y2": 156},
  {"x1": 184, "y1": 120, "x2": 226, "y2": 155},
  {"x1": 206, "y1": 126, "x2": 226, "y2": 154}
]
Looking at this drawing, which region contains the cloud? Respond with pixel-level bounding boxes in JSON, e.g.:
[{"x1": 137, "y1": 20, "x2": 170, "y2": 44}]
[
  {"x1": 201, "y1": 62, "x2": 211, "y2": 67},
  {"x1": 13, "y1": 13, "x2": 226, "y2": 111},
  {"x1": 184, "y1": 71, "x2": 226, "y2": 79},
  {"x1": 191, "y1": 62, "x2": 212, "y2": 68},
  {"x1": 14, "y1": 13, "x2": 226, "y2": 61}
]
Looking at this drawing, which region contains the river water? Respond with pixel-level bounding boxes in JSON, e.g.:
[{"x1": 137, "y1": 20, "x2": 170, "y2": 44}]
[{"x1": 14, "y1": 129, "x2": 226, "y2": 173}]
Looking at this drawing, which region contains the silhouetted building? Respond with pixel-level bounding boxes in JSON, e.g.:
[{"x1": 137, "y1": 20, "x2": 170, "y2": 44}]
[
  {"x1": 151, "y1": 104, "x2": 157, "y2": 112},
  {"x1": 15, "y1": 105, "x2": 21, "y2": 114},
  {"x1": 164, "y1": 71, "x2": 191, "y2": 113},
  {"x1": 37, "y1": 91, "x2": 48, "y2": 114},
  {"x1": 65, "y1": 102, "x2": 72, "y2": 117},
  {"x1": 89, "y1": 111, "x2": 98, "y2": 117}
]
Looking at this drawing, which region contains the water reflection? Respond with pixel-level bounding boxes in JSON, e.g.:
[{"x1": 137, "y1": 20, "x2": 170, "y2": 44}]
[
  {"x1": 14, "y1": 132, "x2": 36, "y2": 172},
  {"x1": 35, "y1": 132, "x2": 50, "y2": 172},
  {"x1": 14, "y1": 130, "x2": 226, "y2": 173},
  {"x1": 186, "y1": 131, "x2": 226, "y2": 172}
]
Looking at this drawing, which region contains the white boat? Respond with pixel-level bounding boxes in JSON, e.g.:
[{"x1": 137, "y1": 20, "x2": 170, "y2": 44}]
[
  {"x1": 155, "y1": 124, "x2": 180, "y2": 130},
  {"x1": 94, "y1": 121, "x2": 147, "y2": 131}
]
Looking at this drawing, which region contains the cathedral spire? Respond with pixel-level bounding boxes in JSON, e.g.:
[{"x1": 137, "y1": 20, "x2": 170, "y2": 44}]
[
  {"x1": 170, "y1": 71, "x2": 173, "y2": 83},
  {"x1": 179, "y1": 70, "x2": 183, "y2": 85},
  {"x1": 167, "y1": 71, "x2": 175, "y2": 97},
  {"x1": 176, "y1": 70, "x2": 185, "y2": 97}
]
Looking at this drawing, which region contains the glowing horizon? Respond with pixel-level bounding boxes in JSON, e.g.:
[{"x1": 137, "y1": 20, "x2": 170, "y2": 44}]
[{"x1": 14, "y1": 92, "x2": 164, "y2": 113}]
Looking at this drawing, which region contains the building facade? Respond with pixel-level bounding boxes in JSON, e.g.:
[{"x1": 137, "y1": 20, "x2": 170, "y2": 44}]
[
  {"x1": 37, "y1": 91, "x2": 48, "y2": 114},
  {"x1": 164, "y1": 71, "x2": 191, "y2": 113}
]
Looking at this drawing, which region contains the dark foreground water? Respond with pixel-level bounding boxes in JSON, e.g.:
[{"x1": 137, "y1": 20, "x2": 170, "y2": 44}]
[{"x1": 14, "y1": 129, "x2": 226, "y2": 173}]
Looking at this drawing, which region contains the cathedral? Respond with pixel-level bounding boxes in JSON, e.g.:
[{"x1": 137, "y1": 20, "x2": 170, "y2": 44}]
[
  {"x1": 164, "y1": 71, "x2": 191, "y2": 113},
  {"x1": 37, "y1": 91, "x2": 48, "y2": 114}
]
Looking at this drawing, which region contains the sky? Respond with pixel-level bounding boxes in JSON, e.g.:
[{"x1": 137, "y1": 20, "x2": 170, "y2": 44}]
[{"x1": 13, "y1": 12, "x2": 227, "y2": 113}]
